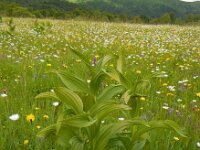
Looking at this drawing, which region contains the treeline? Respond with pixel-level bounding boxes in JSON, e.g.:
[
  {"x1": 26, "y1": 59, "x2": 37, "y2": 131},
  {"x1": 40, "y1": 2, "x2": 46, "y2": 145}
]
[{"x1": 0, "y1": 1, "x2": 200, "y2": 24}]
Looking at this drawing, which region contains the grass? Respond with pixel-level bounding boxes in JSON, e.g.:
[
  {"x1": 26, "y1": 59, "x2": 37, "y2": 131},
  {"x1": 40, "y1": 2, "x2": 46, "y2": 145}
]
[{"x1": 0, "y1": 17, "x2": 200, "y2": 149}]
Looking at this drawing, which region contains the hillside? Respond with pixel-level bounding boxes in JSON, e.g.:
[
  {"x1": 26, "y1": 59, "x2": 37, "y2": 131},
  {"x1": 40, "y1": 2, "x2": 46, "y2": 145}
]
[
  {"x1": 1, "y1": 0, "x2": 200, "y2": 22},
  {"x1": 66, "y1": 0, "x2": 200, "y2": 17}
]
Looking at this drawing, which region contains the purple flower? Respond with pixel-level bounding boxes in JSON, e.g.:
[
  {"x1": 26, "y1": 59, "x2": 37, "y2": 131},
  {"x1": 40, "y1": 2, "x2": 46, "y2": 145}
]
[{"x1": 92, "y1": 57, "x2": 97, "y2": 66}]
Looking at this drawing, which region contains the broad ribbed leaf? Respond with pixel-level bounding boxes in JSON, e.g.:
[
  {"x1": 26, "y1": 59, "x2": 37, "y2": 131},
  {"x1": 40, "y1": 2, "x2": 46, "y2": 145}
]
[
  {"x1": 132, "y1": 140, "x2": 146, "y2": 150},
  {"x1": 35, "y1": 92, "x2": 59, "y2": 100},
  {"x1": 106, "y1": 136, "x2": 132, "y2": 150},
  {"x1": 133, "y1": 120, "x2": 186, "y2": 142},
  {"x1": 117, "y1": 54, "x2": 123, "y2": 73},
  {"x1": 103, "y1": 68, "x2": 129, "y2": 88},
  {"x1": 163, "y1": 120, "x2": 186, "y2": 137},
  {"x1": 90, "y1": 72, "x2": 106, "y2": 95},
  {"x1": 105, "y1": 138, "x2": 125, "y2": 149},
  {"x1": 97, "y1": 84, "x2": 125, "y2": 101},
  {"x1": 70, "y1": 47, "x2": 91, "y2": 68},
  {"x1": 89, "y1": 101, "x2": 131, "y2": 120},
  {"x1": 62, "y1": 114, "x2": 96, "y2": 128},
  {"x1": 54, "y1": 87, "x2": 83, "y2": 114},
  {"x1": 122, "y1": 90, "x2": 133, "y2": 104},
  {"x1": 56, "y1": 113, "x2": 64, "y2": 135},
  {"x1": 69, "y1": 136, "x2": 85, "y2": 150},
  {"x1": 94, "y1": 119, "x2": 148, "y2": 150},
  {"x1": 37, "y1": 124, "x2": 56, "y2": 139},
  {"x1": 56, "y1": 126, "x2": 74, "y2": 147},
  {"x1": 53, "y1": 71, "x2": 90, "y2": 93},
  {"x1": 135, "y1": 80, "x2": 151, "y2": 95},
  {"x1": 95, "y1": 55, "x2": 113, "y2": 73},
  {"x1": 69, "y1": 47, "x2": 93, "y2": 72}
]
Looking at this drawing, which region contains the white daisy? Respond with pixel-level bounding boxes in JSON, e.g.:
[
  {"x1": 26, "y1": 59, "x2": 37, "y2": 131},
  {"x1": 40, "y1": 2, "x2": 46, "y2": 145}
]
[
  {"x1": 1, "y1": 93, "x2": 7, "y2": 97},
  {"x1": 162, "y1": 106, "x2": 169, "y2": 110},
  {"x1": 118, "y1": 117, "x2": 125, "y2": 121},
  {"x1": 9, "y1": 114, "x2": 20, "y2": 121},
  {"x1": 52, "y1": 101, "x2": 59, "y2": 106},
  {"x1": 197, "y1": 142, "x2": 200, "y2": 148}
]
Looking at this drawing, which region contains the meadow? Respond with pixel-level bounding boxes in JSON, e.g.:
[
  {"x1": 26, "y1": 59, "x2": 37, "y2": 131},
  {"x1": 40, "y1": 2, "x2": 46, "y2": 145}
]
[{"x1": 0, "y1": 18, "x2": 200, "y2": 150}]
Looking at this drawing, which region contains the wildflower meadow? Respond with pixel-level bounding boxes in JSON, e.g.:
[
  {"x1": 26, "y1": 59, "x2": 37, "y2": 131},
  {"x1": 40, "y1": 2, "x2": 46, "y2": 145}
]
[{"x1": 0, "y1": 18, "x2": 200, "y2": 149}]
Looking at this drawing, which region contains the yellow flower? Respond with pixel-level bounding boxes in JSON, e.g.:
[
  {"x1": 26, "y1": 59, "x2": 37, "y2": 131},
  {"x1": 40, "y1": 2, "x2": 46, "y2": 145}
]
[
  {"x1": 166, "y1": 93, "x2": 174, "y2": 96},
  {"x1": 24, "y1": 140, "x2": 29, "y2": 145},
  {"x1": 35, "y1": 107, "x2": 40, "y2": 110},
  {"x1": 173, "y1": 137, "x2": 179, "y2": 141},
  {"x1": 26, "y1": 114, "x2": 35, "y2": 123},
  {"x1": 95, "y1": 54, "x2": 100, "y2": 58},
  {"x1": 162, "y1": 83, "x2": 168, "y2": 86},
  {"x1": 36, "y1": 125, "x2": 41, "y2": 129},
  {"x1": 140, "y1": 97, "x2": 145, "y2": 101},
  {"x1": 179, "y1": 65, "x2": 184, "y2": 68},
  {"x1": 76, "y1": 59, "x2": 82, "y2": 63},
  {"x1": 46, "y1": 64, "x2": 52, "y2": 67},
  {"x1": 109, "y1": 64, "x2": 114, "y2": 67},
  {"x1": 136, "y1": 70, "x2": 141, "y2": 74},
  {"x1": 43, "y1": 115, "x2": 49, "y2": 120},
  {"x1": 196, "y1": 92, "x2": 200, "y2": 97},
  {"x1": 181, "y1": 104, "x2": 186, "y2": 109}
]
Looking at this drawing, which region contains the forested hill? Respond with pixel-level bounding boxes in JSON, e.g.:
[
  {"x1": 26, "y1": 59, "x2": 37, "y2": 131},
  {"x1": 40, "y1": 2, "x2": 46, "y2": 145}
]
[
  {"x1": 4, "y1": 0, "x2": 200, "y2": 17},
  {"x1": 67, "y1": 0, "x2": 200, "y2": 17},
  {"x1": 1, "y1": 0, "x2": 200, "y2": 24}
]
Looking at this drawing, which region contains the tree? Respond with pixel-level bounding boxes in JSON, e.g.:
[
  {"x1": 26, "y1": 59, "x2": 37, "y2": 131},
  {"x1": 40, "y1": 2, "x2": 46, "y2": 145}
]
[
  {"x1": 159, "y1": 13, "x2": 172, "y2": 24},
  {"x1": 0, "y1": 16, "x2": 2, "y2": 23}
]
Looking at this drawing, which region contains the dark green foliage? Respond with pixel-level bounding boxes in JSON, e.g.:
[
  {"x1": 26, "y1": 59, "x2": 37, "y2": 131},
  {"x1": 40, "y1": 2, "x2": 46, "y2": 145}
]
[{"x1": 0, "y1": 0, "x2": 199, "y2": 24}]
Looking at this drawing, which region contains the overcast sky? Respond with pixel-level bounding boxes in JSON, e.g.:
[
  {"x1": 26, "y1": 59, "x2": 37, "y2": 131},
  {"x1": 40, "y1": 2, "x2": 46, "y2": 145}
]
[{"x1": 180, "y1": 0, "x2": 200, "y2": 2}]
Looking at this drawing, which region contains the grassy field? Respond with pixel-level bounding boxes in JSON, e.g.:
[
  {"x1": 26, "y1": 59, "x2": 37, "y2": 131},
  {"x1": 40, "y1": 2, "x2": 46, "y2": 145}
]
[{"x1": 0, "y1": 18, "x2": 200, "y2": 150}]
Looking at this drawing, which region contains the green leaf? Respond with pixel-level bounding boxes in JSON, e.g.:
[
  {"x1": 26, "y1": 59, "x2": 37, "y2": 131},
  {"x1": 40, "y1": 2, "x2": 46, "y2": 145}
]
[
  {"x1": 53, "y1": 71, "x2": 90, "y2": 93},
  {"x1": 97, "y1": 84, "x2": 125, "y2": 101},
  {"x1": 106, "y1": 136, "x2": 132, "y2": 150},
  {"x1": 56, "y1": 126, "x2": 74, "y2": 147},
  {"x1": 69, "y1": 47, "x2": 93, "y2": 72},
  {"x1": 135, "y1": 80, "x2": 151, "y2": 96},
  {"x1": 122, "y1": 90, "x2": 133, "y2": 104},
  {"x1": 103, "y1": 68, "x2": 130, "y2": 88},
  {"x1": 117, "y1": 54, "x2": 123, "y2": 73},
  {"x1": 163, "y1": 120, "x2": 187, "y2": 137},
  {"x1": 35, "y1": 91, "x2": 59, "y2": 100},
  {"x1": 37, "y1": 124, "x2": 56, "y2": 139},
  {"x1": 94, "y1": 119, "x2": 148, "y2": 150},
  {"x1": 105, "y1": 138, "x2": 125, "y2": 149},
  {"x1": 132, "y1": 140, "x2": 146, "y2": 150},
  {"x1": 62, "y1": 114, "x2": 96, "y2": 128},
  {"x1": 56, "y1": 113, "x2": 64, "y2": 135},
  {"x1": 90, "y1": 71, "x2": 106, "y2": 96},
  {"x1": 69, "y1": 136, "x2": 85, "y2": 150},
  {"x1": 89, "y1": 101, "x2": 131, "y2": 120},
  {"x1": 54, "y1": 87, "x2": 83, "y2": 114},
  {"x1": 133, "y1": 120, "x2": 186, "y2": 142},
  {"x1": 95, "y1": 55, "x2": 113, "y2": 73}
]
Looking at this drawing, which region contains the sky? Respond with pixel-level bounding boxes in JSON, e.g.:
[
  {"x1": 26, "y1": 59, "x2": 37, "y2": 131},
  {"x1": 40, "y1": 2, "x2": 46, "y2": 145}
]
[{"x1": 180, "y1": 0, "x2": 200, "y2": 2}]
